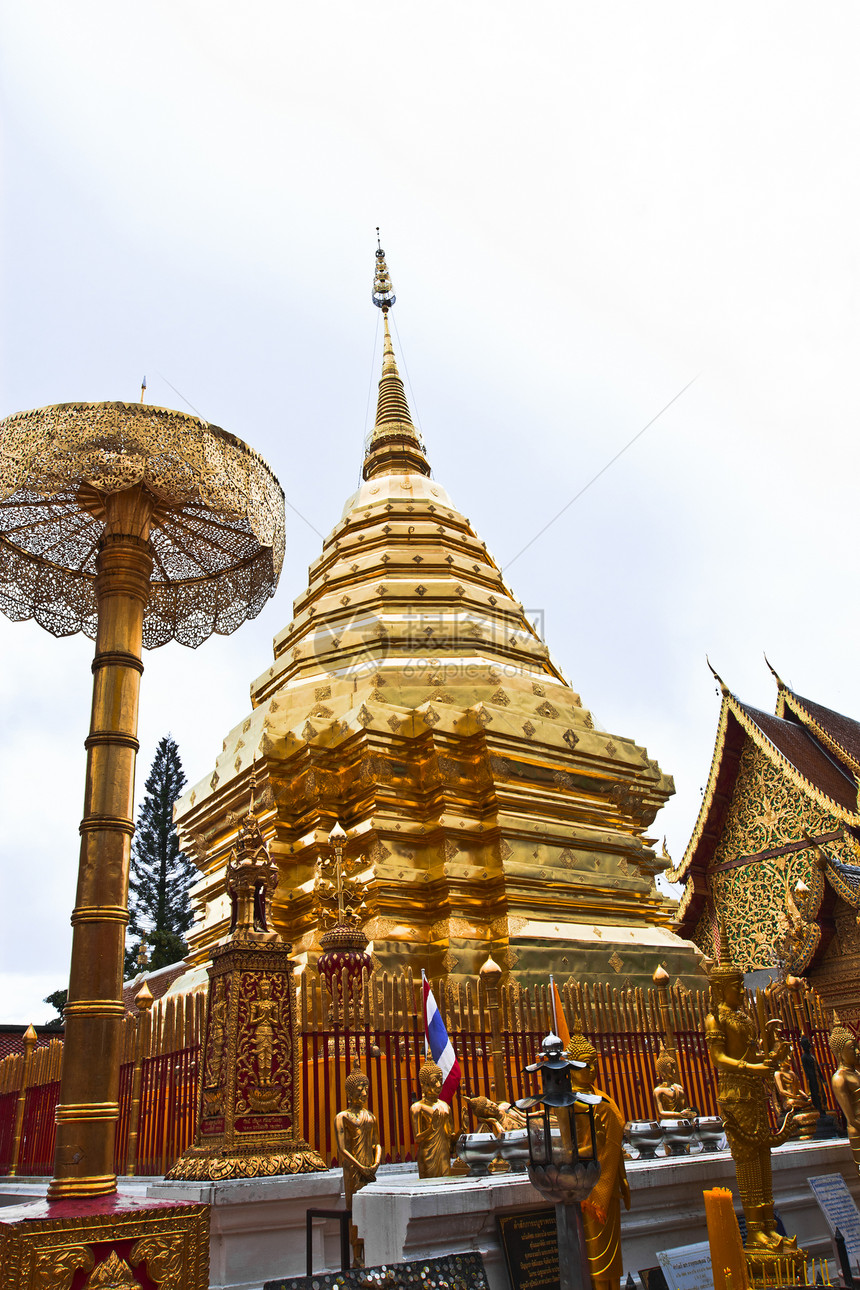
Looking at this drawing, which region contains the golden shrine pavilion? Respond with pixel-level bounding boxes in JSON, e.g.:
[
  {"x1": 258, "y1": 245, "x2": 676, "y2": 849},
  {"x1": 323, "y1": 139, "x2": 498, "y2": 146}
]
[
  {"x1": 176, "y1": 245, "x2": 705, "y2": 991},
  {"x1": 670, "y1": 662, "x2": 860, "y2": 1025}
]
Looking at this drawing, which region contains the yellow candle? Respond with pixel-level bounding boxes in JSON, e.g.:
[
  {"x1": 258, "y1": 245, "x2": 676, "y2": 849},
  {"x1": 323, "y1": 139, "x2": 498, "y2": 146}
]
[{"x1": 704, "y1": 1188, "x2": 749, "y2": 1290}]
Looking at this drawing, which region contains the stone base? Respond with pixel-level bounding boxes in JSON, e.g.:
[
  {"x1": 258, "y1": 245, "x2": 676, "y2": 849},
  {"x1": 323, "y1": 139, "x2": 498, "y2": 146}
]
[
  {"x1": 263, "y1": 1251, "x2": 489, "y2": 1290},
  {"x1": 150, "y1": 1171, "x2": 345, "y2": 1290},
  {"x1": 0, "y1": 1192, "x2": 209, "y2": 1289},
  {"x1": 745, "y1": 1245, "x2": 807, "y2": 1288},
  {"x1": 353, "y1": 1139, "x2": 860, "y2": 1290},
  {"x1": 165, "y1": 1141, "x2": 327, "y2": 1182}
]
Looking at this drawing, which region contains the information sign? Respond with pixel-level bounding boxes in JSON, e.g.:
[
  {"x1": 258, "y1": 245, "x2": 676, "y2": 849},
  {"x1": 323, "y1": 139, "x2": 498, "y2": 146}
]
[
  {"x1": 808, "y1": 1174, "x2": 860, "y2": 1266},
  {"x1": 655, "y1": 1240, "x2": 713, "y2": 1290},
  {"x1": 496, "y1": 1207, "x2": 560, "y2": 1290}
]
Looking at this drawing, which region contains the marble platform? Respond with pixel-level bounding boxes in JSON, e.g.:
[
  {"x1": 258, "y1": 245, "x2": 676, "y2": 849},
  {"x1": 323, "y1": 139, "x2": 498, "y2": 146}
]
[
  {"x1": 353, "y1": 1139, "x2": 860, "y2": 1290},
  {"x1": 149, "y1": 1173, "x2": 344, "y2": 1290},
  {"x1": 0, "y1": 1140, "x2": 842, "y2": 1290}
]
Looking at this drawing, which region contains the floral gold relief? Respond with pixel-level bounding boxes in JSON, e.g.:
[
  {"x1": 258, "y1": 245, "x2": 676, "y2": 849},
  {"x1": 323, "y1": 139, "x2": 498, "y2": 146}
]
[
  {"x1": 33, "y1": 1244, "x2": 94, "y2": 1290},
  {"x1": 0, "y1": 1203, "x2": 209, "y2": 1290},
  {"x1": 84, "y1": 1251, "x2": 137, "y2": 1289},
  {"x1": 129, "y1": 1235, "x2": 185, "y2": 1286}
]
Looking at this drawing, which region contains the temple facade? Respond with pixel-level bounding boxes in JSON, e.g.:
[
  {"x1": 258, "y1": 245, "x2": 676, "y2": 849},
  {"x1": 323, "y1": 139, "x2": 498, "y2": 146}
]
[
  {"x1": 176, "y1": 247, "x2": 705, "y2": 991},
  {"x1": 670, "y1": 663, "x2": 860, "y2": 1025}
]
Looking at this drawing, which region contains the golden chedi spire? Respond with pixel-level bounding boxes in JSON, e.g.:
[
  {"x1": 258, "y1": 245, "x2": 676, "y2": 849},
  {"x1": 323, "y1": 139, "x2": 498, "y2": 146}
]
[
  {"x1": 364, "y1": 233, "x2": 430, "y2": 481},
  {"x1": 175, "y1": 240, "x2": 699, "y2": 999}
]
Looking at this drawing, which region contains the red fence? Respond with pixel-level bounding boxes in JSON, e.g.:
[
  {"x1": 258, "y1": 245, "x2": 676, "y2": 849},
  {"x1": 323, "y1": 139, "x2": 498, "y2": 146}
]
[{"x1": 0, "y1": 974, "x2": 849, "y2": 1178}]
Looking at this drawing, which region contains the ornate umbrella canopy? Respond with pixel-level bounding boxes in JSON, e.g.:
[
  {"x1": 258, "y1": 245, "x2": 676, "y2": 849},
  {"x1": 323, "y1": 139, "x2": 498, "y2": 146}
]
[{"x1": 0, "y1": 401, "x2": 285, "y2": 646}]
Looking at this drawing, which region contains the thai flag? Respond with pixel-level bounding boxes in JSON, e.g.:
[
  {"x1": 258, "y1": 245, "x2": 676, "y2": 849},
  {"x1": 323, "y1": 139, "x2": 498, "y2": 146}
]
[{"x1": 422, "y1": 974, "x2": 462, "y2": 1104}]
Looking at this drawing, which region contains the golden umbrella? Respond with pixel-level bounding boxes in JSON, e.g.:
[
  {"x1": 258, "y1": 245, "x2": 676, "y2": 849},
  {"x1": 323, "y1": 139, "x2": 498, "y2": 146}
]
[{"x1": 0, "y1": 400, "x2": 285, "y2": 1198}]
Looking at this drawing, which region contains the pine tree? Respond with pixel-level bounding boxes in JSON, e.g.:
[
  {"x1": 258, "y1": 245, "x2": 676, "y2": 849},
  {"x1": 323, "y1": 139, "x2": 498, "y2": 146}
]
[
  {"x1": 125, "y1": 735, "x2": 193, "y2": 976},
  {"x1": 44, "y1": 988, "x2": 67, "y2": 1029}
]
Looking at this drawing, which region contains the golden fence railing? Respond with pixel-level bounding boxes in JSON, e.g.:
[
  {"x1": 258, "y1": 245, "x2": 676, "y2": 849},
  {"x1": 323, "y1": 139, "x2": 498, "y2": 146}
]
[{"x1": 0, "y1": 971, "x2": 850, "y2": 1176}]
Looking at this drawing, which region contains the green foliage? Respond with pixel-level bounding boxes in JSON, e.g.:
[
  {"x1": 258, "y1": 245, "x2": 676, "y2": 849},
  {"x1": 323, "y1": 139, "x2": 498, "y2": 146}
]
[
  {"x1": 44, "y1": 987, "x2": 67, "y2": 1029},
  {"x1": 125, "y1": 735, "x2": 193, "y2": 977}
]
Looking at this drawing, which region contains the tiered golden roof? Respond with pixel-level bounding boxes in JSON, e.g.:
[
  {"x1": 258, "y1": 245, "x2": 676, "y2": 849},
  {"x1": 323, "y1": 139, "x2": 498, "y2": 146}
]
[{"x1": 177, "y1": 246, "x2": 704, "y2": 989}]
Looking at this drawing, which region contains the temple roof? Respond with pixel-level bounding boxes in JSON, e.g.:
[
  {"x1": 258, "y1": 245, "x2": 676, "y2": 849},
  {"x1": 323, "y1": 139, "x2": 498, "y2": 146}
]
[
  {"x1": 669, "y1": 679, "x2": 860, "y2": 887},
  {"x1": 776, "y1": 684, "x2": 860, "y2": 778},
  {"x1": 737, "y1": 702, "x2": 858, "y2": 814},
  {"x1": 671, "y1": 666, "x2": 860, "y2": 933}
]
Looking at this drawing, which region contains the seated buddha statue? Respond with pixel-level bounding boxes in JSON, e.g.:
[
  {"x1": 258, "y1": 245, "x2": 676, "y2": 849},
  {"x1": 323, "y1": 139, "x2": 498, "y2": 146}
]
[{"x1": 653, "y1": 1044, "x2": 697, "y2": 1120}]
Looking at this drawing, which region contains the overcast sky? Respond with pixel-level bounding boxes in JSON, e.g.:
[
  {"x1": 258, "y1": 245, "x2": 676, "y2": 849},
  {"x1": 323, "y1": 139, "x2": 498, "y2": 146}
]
[{"x1": 1, "y1": 4, "x2": 859, "y2": 1023}]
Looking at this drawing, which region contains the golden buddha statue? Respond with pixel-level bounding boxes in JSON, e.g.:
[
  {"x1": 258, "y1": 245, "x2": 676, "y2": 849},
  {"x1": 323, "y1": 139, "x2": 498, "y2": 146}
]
[
  {"x1": 653, "y1": 1044, "x2": 697, "y2": 1121},
  {"x1": 773, "y1": 1054, "x2": 818, "y2": 1139},
  {"x1": 410, "y1": 1059, "x2": 456, "y2": 1178},
  {"x1": 704, "y1": 925, "x2": 798, "y2": 1256},
  {"x1": 564, "y1": 1029, "x2": 630, "y2": 1290},
  {"x1": 829, "y1": 1018, "x2": 860, "y2": 1172},
  {"x1": 335, "y1": 1064, "x2": 382, "y2": 1265},
  {"x1": 465, "y1": 1094, "x2": 527, "y2": 1135}
]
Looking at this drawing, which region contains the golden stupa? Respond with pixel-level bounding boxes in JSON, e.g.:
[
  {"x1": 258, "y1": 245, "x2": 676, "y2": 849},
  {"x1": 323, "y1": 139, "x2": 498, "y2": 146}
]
[{"x1": 177, "y1": 243, "x2": 703, "y2": 990}]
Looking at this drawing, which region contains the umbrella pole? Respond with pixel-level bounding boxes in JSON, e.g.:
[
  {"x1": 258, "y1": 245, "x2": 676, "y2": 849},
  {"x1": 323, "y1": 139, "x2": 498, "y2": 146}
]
[{"x1": 49, "y1": 493, "x2": 153, "y2": 1199}]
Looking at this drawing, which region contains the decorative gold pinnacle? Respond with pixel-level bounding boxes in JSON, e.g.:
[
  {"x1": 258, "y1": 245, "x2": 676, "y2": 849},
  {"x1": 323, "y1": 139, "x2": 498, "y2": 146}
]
[
  {"x1": 372, "y1": 229, "x2": 395, "y2": 312},
  {"x1": 312, "y1": 822, "x2": 371, "y2": 932},
  {"x1": 375, "y1": 315, "x2": 414, "y2": 430},
  {"x1": 363, "y1": 236, "x2": 430, "y2": 481}
]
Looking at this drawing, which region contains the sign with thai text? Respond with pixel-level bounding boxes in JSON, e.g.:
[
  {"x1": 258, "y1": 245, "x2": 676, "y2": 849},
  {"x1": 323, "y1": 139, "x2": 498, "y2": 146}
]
[
  {"x1": 656, "y1": 1241, "x2": 712, "y2": 1290},
  {"x1": 809, "y1": 1174, "x2": 860, "y2": 1265},
  {"x1": 496, "y1": 1208, "x2": 559, "y2": 1290}
]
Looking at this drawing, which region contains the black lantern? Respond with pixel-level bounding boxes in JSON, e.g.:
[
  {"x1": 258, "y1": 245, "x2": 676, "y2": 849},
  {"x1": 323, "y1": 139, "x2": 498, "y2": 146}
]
[{"x1": 516, "y1": 1032, "x2": 603, "y2": 1290}]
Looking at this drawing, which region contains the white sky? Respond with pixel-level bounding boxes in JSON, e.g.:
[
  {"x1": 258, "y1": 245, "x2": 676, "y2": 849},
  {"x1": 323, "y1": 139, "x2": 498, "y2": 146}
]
[{"x1": 2, "y1": 3, "x2": 859, "y2": 1022}]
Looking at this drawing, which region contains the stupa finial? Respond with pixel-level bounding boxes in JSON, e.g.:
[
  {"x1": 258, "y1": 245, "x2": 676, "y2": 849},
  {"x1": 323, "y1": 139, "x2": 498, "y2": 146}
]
[
  {"x1": 372, "y1": 229, "x2": 396, "y2": 313},
  {"x1": 363, "y1": 234, "x2": 431, "y2": 481}
]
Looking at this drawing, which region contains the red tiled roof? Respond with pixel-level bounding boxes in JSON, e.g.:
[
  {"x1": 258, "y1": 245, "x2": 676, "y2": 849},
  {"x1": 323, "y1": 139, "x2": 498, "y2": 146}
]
[
  {"x1": 121, "y1": 962, "x2": 187, "y2": 1014},
  {"x1": 0, "y1": 1026, "x2": 63, "y2": 1060},
  {"x1": 785, "y1": 691, "x2": 860, "y2": 774},
  {"x1": 739, "y1": 703, "x2": 859, "y2": 813}
]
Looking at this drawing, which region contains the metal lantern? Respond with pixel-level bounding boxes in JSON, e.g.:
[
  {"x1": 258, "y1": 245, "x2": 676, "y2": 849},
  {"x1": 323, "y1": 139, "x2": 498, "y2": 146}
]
[{"x1": 516, "y1": 1032, "x2": 603, "y2": 1290}]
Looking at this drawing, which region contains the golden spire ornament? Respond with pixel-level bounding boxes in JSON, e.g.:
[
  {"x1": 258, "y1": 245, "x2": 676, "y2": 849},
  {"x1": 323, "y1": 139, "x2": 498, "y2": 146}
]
[
  {"x1": 372, "y1": 227, "x2": 396, "y2": 312},
  {"x1": 364, "y1": 233, "x2": 429, "y2": 481},
  {"x1": 314, "y1": 821, "x2": 373, "y2": 1014}
]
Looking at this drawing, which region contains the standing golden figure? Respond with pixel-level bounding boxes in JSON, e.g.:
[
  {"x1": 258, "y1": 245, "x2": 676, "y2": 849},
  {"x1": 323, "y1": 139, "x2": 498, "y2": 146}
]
[
  {"x1": 564, "y1": 1030, "x2": 630, "y2": 1290},
  {"x1": 335, "y1": 1065, "x2": 382, "y2": 1265},
  {"x1": 250, "y1": 976, "x2": 278, "y2": 1088},
  {"x1": 829, "y1": 1018, "x2": 860, "y2": 1172},
  {"x1": 410, "y1": 1059, "x2": 456, "y2": 1178},
  {"x1": 703, "y1": 924, "x2": 803, "y2": 1273}
]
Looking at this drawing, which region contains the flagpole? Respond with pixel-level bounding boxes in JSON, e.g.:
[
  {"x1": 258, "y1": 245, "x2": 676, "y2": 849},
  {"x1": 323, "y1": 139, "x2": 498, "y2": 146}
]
[
  {"x1": 421, "y1": 969, "x2": 429, "y2": 1056},
  {"x1": 550, "y1": 973, "x2": 558, "y2": 1034}
]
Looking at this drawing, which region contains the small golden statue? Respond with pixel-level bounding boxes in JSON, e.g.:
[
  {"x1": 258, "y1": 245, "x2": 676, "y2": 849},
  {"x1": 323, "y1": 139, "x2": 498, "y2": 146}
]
[
  {"x1": 465, "y1": 1094, "x2": 527, "y2": 1135},
  {"x1": 653, "y1": 1044, "x2": 697, "y2": 1120},
  {"x1": 335, "y1": 1064, "x2": 382, "y2": 1266},
  {"x1": 704, "y1": 922, "x2": 801, "y2": 1266},
  {"x1": 410, "y1": 1059, "x2": 456, "y2": 1178},
  {"x1": 564, "y1": 1029, "x2": 630, "y2": 1290},
  {"x1": 829, "y1": 1018, "x2": 860, "y2": 1172},
  {"x1": 773, "y1": 1054, "x2": 818, "y2": 1139},
  {"x1": 250, "y1": 977, "x2": 278, "y2": 1088}
]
